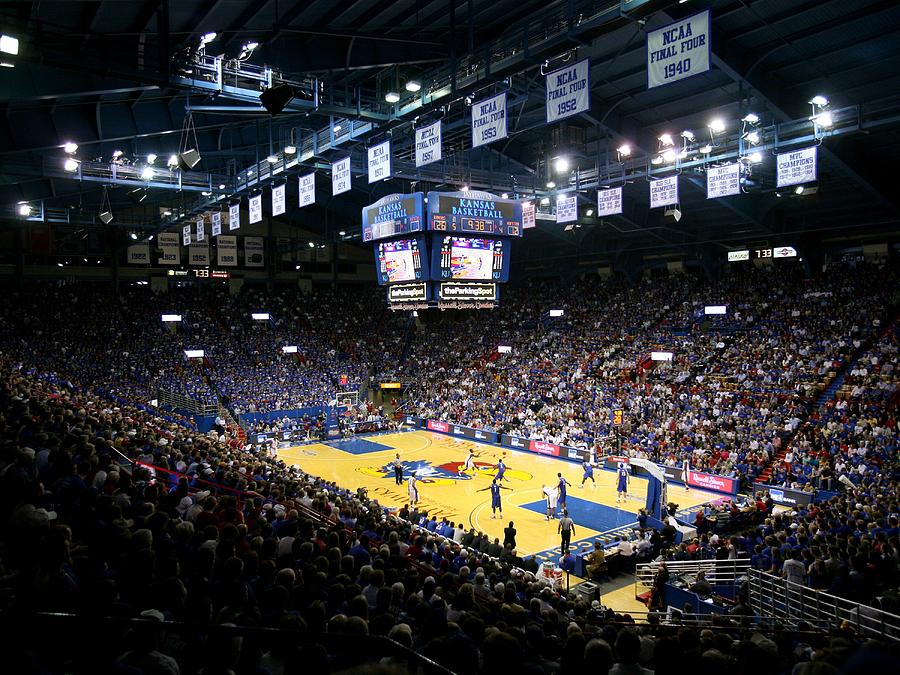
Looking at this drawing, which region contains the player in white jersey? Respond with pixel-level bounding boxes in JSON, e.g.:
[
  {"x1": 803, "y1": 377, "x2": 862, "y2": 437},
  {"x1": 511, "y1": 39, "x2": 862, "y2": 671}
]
[
  {"x1": 542, "y1": 484, "x2": 559, "y2": 520},
  {"x1": 408, "y1": 472, "x2": 419, "y2": 505},
  {"x1": 462, "y1": 449, "x2": 479, "y2": 474}
]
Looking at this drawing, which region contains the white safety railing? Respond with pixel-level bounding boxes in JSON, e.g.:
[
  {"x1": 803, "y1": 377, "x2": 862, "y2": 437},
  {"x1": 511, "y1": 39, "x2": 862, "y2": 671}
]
[{"x1": 635, "y1": 558, "x2": 752, "y2": 598}]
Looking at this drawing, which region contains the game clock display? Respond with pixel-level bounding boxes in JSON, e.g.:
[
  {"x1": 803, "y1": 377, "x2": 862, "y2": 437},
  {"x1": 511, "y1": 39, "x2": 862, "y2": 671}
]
[
  {"x1": 427, "y1": 191, "x2": 524, "y2": 237},
  {"x1": 431, "y1": 235, "x2": 510, "y2": 282},
  {"x1": 375, "y1": 237, "x2": 428, "y2": 285}
]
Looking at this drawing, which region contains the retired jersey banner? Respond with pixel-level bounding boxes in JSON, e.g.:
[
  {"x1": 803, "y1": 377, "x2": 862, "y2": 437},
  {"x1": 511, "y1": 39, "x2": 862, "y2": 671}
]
[
  {"x1": 471, "y1": 92, "x2": 507, "y2": 148},
  {"x1": 182, "y1": 224, "x2": 191, "y2": 246},
  {"x1": 271, "y1": 183, "x2": 286, "y2": 216},
  {"x1": 158, "y1": 232, "x2": 180, "y2": 266},
  {"x1": 216, "y1": 235, "x2": 237, "y2": 267},
  {"x1": 546, "y1": 58, "x2": 590, "y2": 123},
  {"x1": 299, "y1": 173, "x2": 315, "y2": 207},
  {"x1": 522, "y1": 200, "x2": 536, "y2": 229},
  {"x1": 249, "y1": 194, "x2": 262, "y2": 224},
  {"x1": 367, "y1": 140, "x2": 391, "y2": 183},
  {"x1": 244, "y1": 236, "x2": 264, "y2": 268},
  {"x1": 332, "y1": 156, "x2": 351, "y2": 195},
  {"x1": 597, "y1": 187, "x2": 623, "y2": 216},
  {"x1": 707, "y1": 163, "x2": 741, "y2": 199},
  {"x1": 777, "y1": 146, "x2": 817, "y2": 188},
  {"x1": 127, "y1": 243, "x2": 150, "y2": 265},
  {"x1": 415, "y1": 121, "x2": 442, "y2": 167},
  {"x1": 188, "y1": 242, "x2": 209, "y2": 266},
  {"x1": 649, "y1": 175, "x2": 679, "y2": 208},
  {"x1": 228, "y1": 202, "x2": 241, "y2": 231},
  {"x1": 556, "y1": 194, "x2": 578, "y2": 223},
  {"x1": 196, "y1": 218, "x2": 205, "y2": 242},
  {"x1": 647, "y1": 10, "x2": 710, "y2": 89},
  {"x1": 211, "y1": 212, "x2": 222, "y2": 237}
]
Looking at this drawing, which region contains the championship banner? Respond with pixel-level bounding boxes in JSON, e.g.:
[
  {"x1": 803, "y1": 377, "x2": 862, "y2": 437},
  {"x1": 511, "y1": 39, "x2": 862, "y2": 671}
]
[
  {"x1": 182, "y1": 224, "x2": 191, "y2": 246},
  {"x1": 299, "y1": 173, "x2": 315, "y2": 207},
  {"x1": 216, "y1": 235, "x2": 237, "y2": 267},
  {"x1": 522, "y1": 200, "x2": 536, "y2": 229},
  {"x1": 332, "y1": 156, "x2": 351, "y2": 195},
  {"x1": 367, "y1": 140, "x2": 391, "y2": 183},
  {"x1": 271, "y1": 183, "x2": 286, "y2": 216},
  {"x1": 546, "y1": 58, "x2": 590, "y2": 123},
  {"x1": 196, "y1": 218, "x2": 205, "y2": 242},
  {"x1": 249, "y1": 194, "x2": 262, "y2": 224},
  {"x1": 188, "y1": 242, "x2": 210, "y2": 266},
  {"x1": 777, "y1": 146, "x2": 817, "y2": 188},
  {"x1": 244, "y1": 236, "x2": 264, "y2": 268},
  {"x1": 556, "y1": 194, "x2": 577, "y2": 223},
  {"x1": 706, "y1": 163, "x2": 741, "y2": 199},
  {"x1": 649, "y1": 175, "x2": 679, "y2": 208},
  {"x1": 415, "y1": 121, "x2": 442, "y2": 167},
  {"x1": 228, "y1": 202, "x2": 241, "y2": 231},
  {"x1": 126, "y1": 243, "x2": 150, "y2": 265},
  {"x1": 597, "y1": 187, "x2": 623, "y2": 216},
  {"x1": 471, "y1": 92, "x2": 507, "y2": 148},
  {"x1": 158, "y1": 232, "x2": 180, "y2": 266},
  {"x1": 647, "y1": 10, "x2": 710, "y2": 89},
  {"x1": 211, "y1": 212, "x2": 222, "y2": 237}
]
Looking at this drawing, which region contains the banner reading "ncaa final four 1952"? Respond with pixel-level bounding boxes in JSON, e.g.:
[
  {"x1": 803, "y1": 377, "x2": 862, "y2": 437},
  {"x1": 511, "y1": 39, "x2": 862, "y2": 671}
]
[
  {"x1": 647, "y1": 10, "x2": 710, "y2": 89},
  {"x1": 471, "y1": 92, "x2": 507, "y2": 148},
  {"x1": 546, "y1": 59, "x2": 590, "y2": 123}
]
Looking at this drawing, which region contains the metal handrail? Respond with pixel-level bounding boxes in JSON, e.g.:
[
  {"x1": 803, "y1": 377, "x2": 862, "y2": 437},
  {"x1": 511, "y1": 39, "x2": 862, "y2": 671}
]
[{"x1": 635, "y1": 558, "x2": 752, "y2": 598}]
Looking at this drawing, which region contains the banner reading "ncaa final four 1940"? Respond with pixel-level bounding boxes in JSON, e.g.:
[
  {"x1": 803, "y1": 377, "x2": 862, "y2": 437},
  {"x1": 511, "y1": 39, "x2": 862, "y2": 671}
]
[
  {"x1": 597, "y1": 187, "x2": 623, "y2": 216},
  {"x1": 546, "y1": 59, "x2": 590, "y2": 123},
  {"x1": 471, "y1": 92, "x2": 507, "y2": 148},
  {"x1": 647, "y1": 10, "x2": 710, "y2": 89},
  {"x1": 415, "y1": 121, "x2": 442, "y2": 167}
]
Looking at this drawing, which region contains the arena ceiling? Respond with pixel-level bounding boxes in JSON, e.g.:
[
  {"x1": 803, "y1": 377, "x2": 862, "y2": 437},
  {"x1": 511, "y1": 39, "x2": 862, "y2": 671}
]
[{"x1": 1, "y1": 0, "x2": 899, "y2": 266}]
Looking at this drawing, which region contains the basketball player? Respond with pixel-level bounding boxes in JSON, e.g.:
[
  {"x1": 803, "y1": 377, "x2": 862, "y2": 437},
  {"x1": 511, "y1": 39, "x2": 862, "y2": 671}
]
[
  {"x1": 616, "y1": 462, "x2": 630, "y2": 503},
  {"x1": 462, "y1": 449, "x2": 479, "y2": 474},
  {"x1": 682, "y1": 456, "x2": 691, "y2": 492},
  {"x1": 408, "y1": 471, "x2": 419, "y2": 506},
  {"x1": 557, "y1": 472, "x2": 572, "y2": 509},
  {"x1": 393, "y1": 453, "x2": 403, "y2": 485},
  {"x1": 542, "y1": 483, "x2": 559, "y2": 520},
  {"x1": 478, "y1": 478, "x2": 511, "y2": 519},
  {"x1": 580, "y1": 459, "x2": 595, "y2": 488},
  {"x1": 494, "y1": 456, "x2": 509, "y2": 482}
]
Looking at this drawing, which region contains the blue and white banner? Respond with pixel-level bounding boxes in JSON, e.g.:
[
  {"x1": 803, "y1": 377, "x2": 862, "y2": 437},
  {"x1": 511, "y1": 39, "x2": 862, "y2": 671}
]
[
  {"x1": 211, "y1": 212, "x2": 222, "y2": 237},
  {"x1": 522, "y1": 200, "x2": 536, "y2": 229},
  {"x1": 367, "y1": 140, "x2": 391, "y2": 183},
  {"x1": 415, "y1": 121, "x2": 442, "y2": 167},
  {"x1": 649, "y1": 175, "x2": 679, "y2": 208},
  {"x1": 299, "y1": 173, "x2": 315, "y2": 207},
  {"x1": 196, "y1": 218, "x2": 205, "y2": 242},
  {"x1": 216, "y1": 235, "x2": 237, "y2": 267},
  {"x1": 182, "y1": 224, "x2": 191, "y2": 246},
  {"x1": 556, "y1": 194, "x2": 578, "y2": 223},
  {"x1": 249, "y1": 194, "x2": 262, "y2": 224},
  {"x1": 597, "y1": 187, "x2": 623, "y2": 216},
  {"x1": 707, "y1": 163, "x2": 741, "y2": 199},
  {"x1": 777, "y1": 146, "x2": 817, "y2": 188},
  {"x1": 271, "y1": 183, "x2": 286, "y2": 216},
  {"x1": 471, "y1": 92, "x2": 507, "y2": 148},
  {"x1": 332, "y1": 156, "x2": 351, "y2": 195},
  {"x1": 228, "y1": 202, "x2": 241, "y2": 231},
  {"x1": 546, "y1": 58, "x2": 590, "y2": 123},
  {"x1": 647, "y1": 10, "x2": 710, "y2": 89}
]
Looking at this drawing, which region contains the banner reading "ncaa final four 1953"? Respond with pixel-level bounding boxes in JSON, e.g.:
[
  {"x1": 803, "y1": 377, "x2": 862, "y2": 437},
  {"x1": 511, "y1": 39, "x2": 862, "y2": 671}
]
[
  {"x1": 647, "y1": 10, "x2": 710, "y2": 89},
  {"x1": 546, "y1": 59, "x2": 590, "y2": 123},
  {"x1": 471, "y1": 92, "x2": 507, "y2": 148}
]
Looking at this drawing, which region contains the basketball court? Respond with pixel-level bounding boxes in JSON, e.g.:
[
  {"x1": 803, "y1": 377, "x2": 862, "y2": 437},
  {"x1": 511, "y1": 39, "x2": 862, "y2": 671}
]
[{"x1": 279, "y1": 429, "x2": 717, "y2": 565}]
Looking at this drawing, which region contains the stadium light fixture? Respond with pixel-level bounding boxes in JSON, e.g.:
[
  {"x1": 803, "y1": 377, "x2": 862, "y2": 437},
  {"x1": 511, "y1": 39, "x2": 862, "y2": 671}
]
[
  {"x1": 661, "y1": 149, "x2": 676, "y2": 162},
  {"x1": 64, "y1": 158, "x2": 79, "y2": 172},
  {"x1": 617, "y1": 143, "x2": 631, "y2": 157},
  {"x1": 308, "y1": 241, "x2": 315, "y2": 248},
  {"x1": 651, "y1": 155, "x2": 663, "y2": 165},
  {"x1": 266, "y1": 154, "x2": 278, "y2": 163},
  {"x1": 501, "y1": 193, "x2": 509, "y2": 199},
  {"x1": 284, "y1": 144, "x2": 297, "y2": 155},
  {"x1": 218, "y1": 183, "x2": 225, "y2": 189},
  {"x1": 680, "y1": 130, "x2": 695, "y2": 142},
  {"x1": 742, "y1": 113, "x2": 760, "y2": 124},
  {"x1": 147, "y1": 153, "x2": 157, "y2": 164},
  {"x1": 586, "y1": 208, "x2": 594, "y2": 216},
  {"x1": 813, "y1": 111, "x2": 833, "y2": 128},
  {"x1": 63, "y1": 142, "x2": 78, "y2": 154},
  {"x1": 540, "y1": 197, "x2": 550, "y2": 205},
  {"x1": 748, "y1": 151, "x2": 763, "y2": 163},
  {"x1": 461, "y1": 185, "x2": 469, "y2": 191},
  {"x1": 141, "y1": 166, "x2": 154, "y2": 180},
  {"x1": 746, "y1": 130, "x2": 760, "y2": 144},
  {"x1": 251, "y1": 313, "x2": 270, "y2": 321},
  {"x1": 18, "y1": 203, "x2": 31, "y2": 216},
  {"x1": 405, "y1": 80, "x2": 422, "y2": 92},
  {"x1": 112, "y1": 149, "x2": 124, "y2": 159},
  {"x1": 708, "y1": 118, "x2": 726, "y2": 133},
  {"x1": 333, "y1": 124, "x2": 342, "y2": 133},
  {"x1": 200, "y1": 32, "x2": 217, "y2": 45},
  {"x1": 809, "y1": 95, "x2": 828, "y2": 107},
  {"x1": 554, "y1": 157, "x2": 570, "y2": 173},
  {"x1": 0, "y1": 34, "x2": 18, "y2": 55},
  {"x1": 130, "y1": 232, "x2": 138, "y2": 240},
  {"x1": 546, "y1": 180, "x2": 556, "y2": 189},
  {"x1": 385, "y1": 91, "x2": 401, "y2": 103},
  {"x1": 699, "y1": 144, "x2": 713, "y2": 154},
  {"x1": 659, "y1": 133, "x2": 674, "y2": 146},
  {"x1": 339, "y1": 230, "x2": 346, "y2": 236},
  {"x1": 167, "y1": 154, "x2": 178, "y2": 167}
]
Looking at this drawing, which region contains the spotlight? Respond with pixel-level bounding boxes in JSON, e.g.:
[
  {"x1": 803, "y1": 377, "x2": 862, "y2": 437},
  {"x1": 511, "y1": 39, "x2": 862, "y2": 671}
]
[
  {"x1": 546, "y1": 181, "x2": 556, "y2": 189},
  {"x1": 385, "y1": 91, "x2": 400, "y2": 103},
  {"x1": 795, "y1": 185, "x2": 805, "y2": 195},
  {"x1": 167, "y1": 154, "x2": 178, "y2": 167},
  {"x1": 708, "y1": 118, "x2": 726, "y2": 133},
  {"x1": 63, "y1": 142, "x2": 78, "y2": 154},
  {"x1": 0, "y1": 35, "x2": 19, "y2": 55},
  {"x1": 218, "y1": 183, "x2": 225, "y2": 189},
  {"x1": 651, "y1": 155, "x2": 663, "y2": 165},
  {"x1": 662, "y1": 149, "x2": 676, "y2": 162},
  {"x1": 405, "y1": 80, "x2": 422, "y2": 92},
  {"x1": 554, "y1": 157, "x2": 570, "y2": 173},
  {"x1": 284, "y1": 145, "x2": 297, "y2": 155},
  {"x1": 147, "y1": 153, "x2": 157, "y2": 164},
  {"x1": 748, "y1": 152, "x2": 763, "y2": 163},
  {"x1": 200, "y1": 32, "x2": 217, "y2": 45},
  {"x1": 617, "y1": 144, "x2": 631, "y2": 157},
  {"x1": 130, "y1": 232, "x2": 138, "y2": 240},
  {"x1": 746, "y1": 131, "x2": 760, "y2": 144},
  {"x1": 18, "y1": 203, "x2": 31, "y2": 216},
  {"x1": 586, "y1": 209, "x2": 594, "y2": 216},
  {"x1": 141, "y1": 166, "x2": 154, "y2": 180},
  {"x1": 699, "y1": 144, "x2": 713, "y2": 154},
  {"x1": 681, "y1": 130, "x2": 695, "y2": 141},
  {"x1": 239, "y1": 41, "x2": 259, "y2": 59},
  {"x1": 308, "y1": 241, "x2": 315, "y2": 248},
  {"x1": 501, "y1": 193, "x2": 509, "y2": 199},
  {"x1": 333, "y1": 124, "x2": 342, "y2": 133},
  {"x1": 163, "y1": 210, "x2": 172, "y2": 216},
  {"x1": 659, "y1": 133, "x2": 674, "y2": 146},
  {"x1": 814, "y1": 111, "x2": 833, "y2": 128},
  {"x1": 741, "y1": 113, "x2": 760, "y2": 124},
  {"x1": 64, "y1": 158, "x2": 79, "y2": 172},
  {"x1": 339, "y1": 230, "x2": 346, "y2": 236},
  {"x1": 461, "y1": 185, "x2": 469, "y2": 191},
  {"x1": 112, "y1": 150, "x2": 123, "y2": 159},
  {"x1": 267, "y1": 154, "x2": 278, "y2": 163},
  {"x1": 540, "y1": 197, "x2": 550, "y2": 205},
  {"x1": 809, "y1": 95, "x2": 828, "y2": 107}
]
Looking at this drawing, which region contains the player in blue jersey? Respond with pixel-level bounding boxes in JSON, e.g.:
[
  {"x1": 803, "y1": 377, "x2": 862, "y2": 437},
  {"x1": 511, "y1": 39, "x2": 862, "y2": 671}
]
[
  {"x1": 494, "y1": 456, "x2": 509, "y2": 482},
  {"x1": 616, "y1": 462, "x2": 630, "y2": 503},
  {"x1": 557, "y1": 472, "x2": 572, "y2": 509},
  {"x1": 580, "y1": 460, "x2": 595, "y2": 488},
  {"x1": 478, "y1": 478, "x2": 511, "y2": 518}
]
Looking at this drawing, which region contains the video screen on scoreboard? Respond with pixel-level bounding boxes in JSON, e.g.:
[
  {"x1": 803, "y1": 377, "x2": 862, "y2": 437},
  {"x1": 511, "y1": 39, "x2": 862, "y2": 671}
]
[
  {"x1": 431, "y1": 235, "x2": 510, "y2": 282},
  {"x1": 375, "y1": 237, "x2": 427, "y2": 285}
]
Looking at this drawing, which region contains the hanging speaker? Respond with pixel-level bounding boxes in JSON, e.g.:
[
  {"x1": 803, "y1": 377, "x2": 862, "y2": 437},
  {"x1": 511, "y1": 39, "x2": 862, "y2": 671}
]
[
  {"x1": 98, "y1": 211, "x2": 113, "y2": 225},
  {"x1": 260, "y1": 84, "x2": 295, "y2": 115},
  {"x1": 178, "y1": 148, "x2": 201, "y2": 170}
]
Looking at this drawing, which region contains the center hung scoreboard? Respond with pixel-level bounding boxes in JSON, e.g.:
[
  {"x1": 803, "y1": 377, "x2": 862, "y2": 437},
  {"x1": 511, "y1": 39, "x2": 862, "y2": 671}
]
[{"x1": 363, "y1": 190, "x2": 523, "y2": 310}]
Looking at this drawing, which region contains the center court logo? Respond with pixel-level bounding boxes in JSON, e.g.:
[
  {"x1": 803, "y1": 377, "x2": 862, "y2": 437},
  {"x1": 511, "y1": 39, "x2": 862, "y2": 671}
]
[{"x1": 358, "y1": 459, "x2": 532, "y2": 484}]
